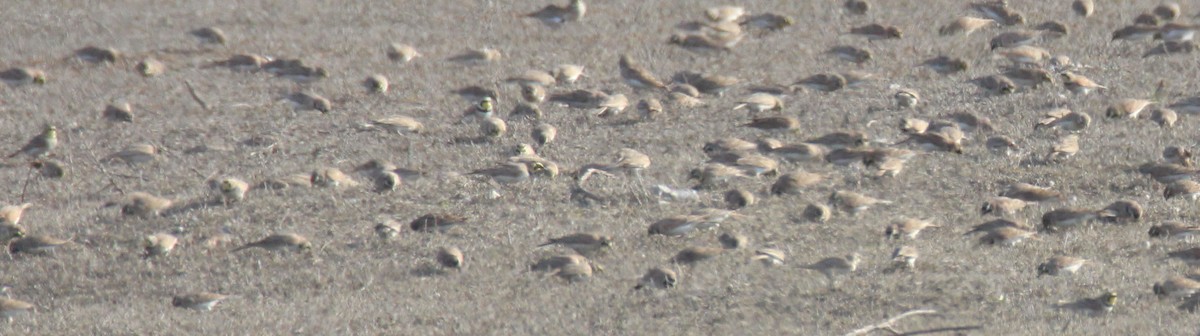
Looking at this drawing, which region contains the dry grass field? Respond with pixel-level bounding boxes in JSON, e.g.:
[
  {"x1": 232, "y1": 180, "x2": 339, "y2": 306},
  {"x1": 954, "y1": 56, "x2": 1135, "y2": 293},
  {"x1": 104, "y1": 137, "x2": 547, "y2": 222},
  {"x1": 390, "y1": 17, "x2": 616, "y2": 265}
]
[{"x1": 2, "y1": 0, "x2": 1200, "y2": 334}]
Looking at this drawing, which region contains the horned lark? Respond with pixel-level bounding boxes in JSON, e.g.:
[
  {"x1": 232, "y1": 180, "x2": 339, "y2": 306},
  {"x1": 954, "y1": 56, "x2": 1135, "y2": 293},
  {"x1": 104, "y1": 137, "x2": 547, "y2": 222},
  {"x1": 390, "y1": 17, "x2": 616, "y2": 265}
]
[
  {"x1": 1046, "y1": 134, "x2": 1080, "y2": 161},
  {"x1": 802, "y1": 253, "x2": 860, "y2": 284},
  {"x1": 1057, "y1": 72, "x2": 1105, "y2": 95},
  {"x1": 619, "y1": 54, "x2": 666, "y2": 91},
  {"x1": 674, "y1": 72, "x2": 738, "y2": 97},
  {"x1": 971, "y1": 0, "x2": 1024, "y2": 25},
  {"x1": 448, "y1": 47, "x2": 502, "y2": 64},
  {"x1": 210, "y1": 54, "x2": 269, "y2": 71},
  {"x1": 690, "y1": 163, "x2": 746, "y2": 188},
  {"x1": 894, "y1": 89, "x2": 919, "y2": 109},
  {"x1": 899, "y1": 132, "x2": 963, "y2": 154},
  {"x1": 9, "y1": 235, "x2": 69, "y2": 255},
  {"x1": 1139, "y1": 162, "x2": 1197, "y2": 184},
  {"x1": 0, "y1": 67, "x2": 46, "y2": 86},
  {"x1": 233, "y1": 233, "x2": 311, "y2": 253},
  {"x1": 111, "y1": 192, "x2": 173, "y2": 217},
  {"x1": 409, "y1": 213, "x2": 467, "y2": 232},
  {"x1": 1113, "y1": 24, "x2": 1162, "y2": 41},
  {"x1": 270, "y1": 63, "x2": 328, "y2": 83},
  {"x1": 479, "y1": 117, "x2": 507, "y2": 139},
  {"x1": 75, "y1": 46, "x2": 120, "y2": 63},
  {"x1": 885, "y1": 219, "x2": 939, "y2": 239},
  {"x1": 593, "y1": 93, "x2": 628, "y2": 117},
  {"x1": 548, "y1": 88, "x2": 607, "y2": 108},
  {"x1": 668, "y1": 33, "x2": 741, "y2": 52},
  {"x1": 1136, "y1": 13, "x2": 1160, "y2": 25},
  {"x1": 1156, "y1": 23, "x2": 1198, "y2": 42},
  {"x1": 608, "y1": 148, "x2": 650, "y2": 176},
  {"x1": 635, "y1": 267, "x2": 677, "y2": 290},
  {"x1": 517, "y1": 84, "x2": 546, "y2": 104},
  {"x1": 0, "y1": 203, "x2": 32, "y2": 226},
  {"x1": 103, "y1": 143, "x2": 159, "y2": 165},
  {"x1": 361, "y1": 74, "x2": 388, "y2": 93},
  {"x1": 940, "y1": 16, "x2": 996, "y2": 36},
  {"x1": 1035, "y1": 108, "x2": 1090, "y2": 131},
  {"x1": 172, "y1": 292, "x2": 231, "y2": 312},
  {"x1": 749, "y1": 248, "x2": 786, "y2": 267},
  {"x1": 374, "y1": 219, "x2": 403, "y2": 239},
  {"x1": 804, "y1": 203, "x2": 832, "y2": 223},
  {"x1": 144, "y1": 232, "x2": 178, "y2": 257},
  {"x1": 807, "y1": 131, "x2": 868, "y2": 149},
  {"x1": 1165, "y1": 180, "x2": 1200, "y2": 200},
  {"x1": 530, "y1": 254, "x2": 590, "y2": 272},
  {"x1": 310, "y1": 168, "x2": 359, "y2": 188},
  {"x1": 979, "y1": 226, "x2": 1038, "y2": 246},
  {"x1": 973, "y1": 75, "x2": 1016, "y2": 94},
  {"x1": 387, "y1": 43, "x2": 421, "y2": 62},
  {"x1": 825, "y1": 147, "x2": 872, "y2": 166},
  {"x1": 710, "y1": 153, "x2": 778, "y2": 177},
  {"x1": 922, "y1": 56, "x2": 969, "y2": 75},
  {"x1": 102, "y1": 102, "x2": 134, "y2": 123},
  {"x1": 827, "y1": 45, "x2": 872, "y2": 64},
  {"x1": 672, "y1": 246, "x2": 724, "y2": 265},
  {"x1": 850, "y1": 24, "x2": 902, "y2": 40},
  {"x1": 891, "y1": 246, "x2": 919, "y2": 270},
  {"x1": 770, "y1": 171, "x2": 822, "y2": 196},
  {"x1": 1002, "y1": 183, "x2": 1063, "y2": 204},
  {"x1": 634, "y1": 98, "x2": 664, "y2": 120},
  {"x1": 524, "y1": 0, "x2": 586, "y2": 25},
  {"x1": 1038, "y1": 256, "x2": 1088, "y2": 277},
  {"x1": 538, "y1": 232, "x2": 612, "y2": 255},
  {"x1": 0, "y1": 297, "x2": 33, "y2": 322},
  {"x1": 965, "y1": 218, "x2": 1033, "y2": 236},
  {"x1": 844, "y1": 0, "x2": 869, "y2": 14},
  {"x1": 724, "y1": 189, "x2": 756, "y2": 209},
  {"x1": 795, "y1": 73, "x2": 846, "y2": 92},
  {"x1": 1165, "y1": 146, "x2": 1195, "y2": 166},
  {"x1": 719, "y1": 232, "x2": 748, "y2": 249},
  {"x1": 768, "y1": 143, "x2": 826, "y2": 162},
  {"x1": 367, "y1": 115, "x2": 424, "y2": 135},
  {"x1": 986, "y1": 136, "x2": 1019, "y2": 156},
  {"x1": 648, "y1": 215, "x2": 703, "y2": 237},
  {"x1": 215, "y1": 177, "x2": 249, "y2": 204},
  {"x1": 548, "y1": 259, "x2": 596, "y2": 283},
  {"x1": 1151, "y1": 108, "x2": 1178, "y2": 127},
  {"x1": 989, "y1": 30, "x2": 1040, "y2": 50},
  {"x1": 135, "y1": 58, "x2": 165, "y2": 77},
  {"x1": 981, "y1": 197, "x2": 1027, "y2": 217},
  {"x1": 997, "y1": 45, "x2": 1050, "y2": 66},
  {"x1": 1098, "y1": 200, "x2": 1142, "y2": 223},
  {"x1": 1041, "y1": 207, "x2": 1099, "y2": 232},
  {"x1": 469, "y1": 162, "x2": 531, "y2": 184},
  {"x1": 189, "y1": 26, "x2": 226, "y2": 45},
  {"x1": 1155, "y1": 3, "x2": 1181, "y2": 21},
  {"x1": 704, "y1": 137, "x2": 757, "y2": 156},
  {"x1": 1056, "y1": 292, "x2": 1117, "y2": 314},
  {"x1": 1155, "y1": 276, "x2": 1200, "y2": 299},
  {"x1": 1003, "y1": 67, "x2": 1053, "y2": 88},
  {"x1": 741, "y1": 13, "x2": 793, "y2": 32},
  {"x1": 435, "y1": 246, "x2": 464, "y2": 269},
  {"x1": 743, "y1": 116, "x2": 800, "y2": 131},
  {"x1": 287, "y1": 92, "x2": 331, "y2": 113},
  {"x1": 1036, "y1": 21, "x2": 1069, "y2": 37},
  {"x1": 1072, "y1": 0, "x2": 1094, "y2": 17},
  {"x1": 550, "y1": 64, "x2": 585, "y2": 84},
  {"x1": 503, "y1": 71, "x2": 554, "y2": 89},
  {"x1": 531, "y1": 123, "x2": 557, "y2": 146},
  {"x1": 830, "y1": 190, "x2": 892, "y2": 215},
  {"x1": 8, "y1": 125, "x2": 56, "y2": 159}
]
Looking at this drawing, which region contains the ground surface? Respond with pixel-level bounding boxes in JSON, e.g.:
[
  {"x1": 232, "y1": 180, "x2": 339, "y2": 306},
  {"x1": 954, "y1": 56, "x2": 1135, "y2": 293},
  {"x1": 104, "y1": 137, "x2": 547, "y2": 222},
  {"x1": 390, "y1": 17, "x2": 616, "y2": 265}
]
[{"x1": 0, "y1": 0, "x2": 1198, "y2": 334}]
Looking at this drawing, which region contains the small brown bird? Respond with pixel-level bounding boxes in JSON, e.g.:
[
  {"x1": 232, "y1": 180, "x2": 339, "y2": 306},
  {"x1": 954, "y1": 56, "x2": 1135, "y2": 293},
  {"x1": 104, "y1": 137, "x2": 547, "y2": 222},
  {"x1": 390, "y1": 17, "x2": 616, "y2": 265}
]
[
  {"x1": 1106, "y1": 99, "x2": 1154, "y2": 119},
  {"x1": 997, "y1": 45, "x2": 1050, "y2": 66},
  {"x1": 732, "y1": 93, "x2": 783, "y2": 113},
  {"x1": 232, "y1": 233, "x2": 312, "y2": 253},
  {"x1": 507, "y1": 70, "x2": 556, "y2": 87},
  {"x1": 1035, "y1": 108, "x2": 1091, "y2": 131},
  {"x1": 965, "y1": 218, "x2": 1033, "y2": 236},
  {"x1": 1056, "y1": 292, "x2": 1117, "y2": 314},
  {"x1": 386, "y1": 43, "x2": 421, "y2": 62},
  {"x1": 1002, "y1": 183, "x2": 1063, "y2": 203},
  {"x1": 648, "y1": 215, "x2": 704, "y2": 237},
  {"x1": 1004, "y1": 67, "x2": 1053, "y2": 88},
  {"x1": 519, "y1": 84, "x2": 547, "y2": 104},
  {"x1": 940, "y1": 16, "x2": 995, "y2": 36},
  {"x1": 190, "y1": 27, "x2": 227, "y2": 45},
  {"x1": 0, "y1": 203, "x2": 32, "y2": 226},
  {"x1": 1155, "y1": 276, "x2": 1200, "y2": 299},
  {"x1": 374, "y1": 220, "x2": 403, "y2": 240},
  {"x1": 637, "y1": 98, "x2": 664, "y2": 120},
  {"x1": 448, "y1": 47, "x2": 502, "y2": 64},
  {"x1": 742, "y1": 116, "x2": 800, "y2": 131},
  {"x1": 979, "y1": 226, "x2": 1038, "y2": 246},
  {"x1": 1041, "y1": 208, "x2": 1100, "y2": 232},
  {"x1": 112, "y1": 192, "x2": 174, "y2": 217},
  {"x1": 1046, "y1": 134, "x2": 1080, "y2": 161},
  {"x1": 989, "y1": 30, "x2": 1040, "y2": 50},
  {"x1": 801, "y1": 253, "x2": 860, "y2": 284},
  {"x1": 724, "y1": 189, "x2": 756, "y2": 209},
  {"x1": 0, "y1": 296, "x2": 33, "y2": 322},
  {"x1": 829, "y1": 190, "x2": 892, "y2": 215},
  {"x1": 895, "y1": 89, "x2": 920, "y2": 109},
  {"x1": 899, "y1": 132, "x2": 963, "y2": 154},
  {"x1": 172, "y1": 292, "x2": 229, "y2": 311},
  {"x1": 828, "y1": 45, "x2": 872, "y2": 64},
  {"x1": 794, "y1": 73, "x2": 847, "y2": 92},
  {"x1": 634, "y1": 267, "x2": 677, "y2": 290},
  {"x1": 538, "y1": 232, "x2": 612, "y2": 255},
  {"x1": 1149, "y1": 221, "x2": 1200, "y2": 239},
  {"x1": 143, "y1": 232, "x2": 178, "y2": 257},
  {"x1": 668, "y1": 32, "x2": 742, "y2": 51},
  {"x1": 1098, "y1": 200, "x2": 1142, "y2": 223},
  {"x1": 1140, "y1": 162, "x2": 1198, "y2": 184},
  {"x1": 135, "y1": 58, "x2": 165, "y2": 77},
  {"x1": 850, "y1": 24, "x2": 902, "y2": 40},
  {"x1": 1072, "y1": 0, "x2": 1094, "y2": 17},
  {"x1": 8, "y1": 125, "x2": 57, "y2": 159},
  {"x1": 437, "y1": 247, "x2": 464, "y2": 269},
  {"x1": 971, "y1": 0, "x2": 1025, "y2": 26},
  {"x1": 1154, "y1": 3, "x2": 1181, "y2": 21},
  {"x1": 523, "y1": 0, "x2": 586, "y2": 26},
  {"x1": 367, "y1": 115, "x2": 424, "y2": 135},
  {"x1": 1165, "y1": 180, "x2": 1200, "y2": 200},
  {"x1": 770, "y1": 171, "x2": 822, "y2": 195},
  {"x1": 981, "y1": 197, "x2": 1027, "y2": 217},
  {"x1": 750, "y1": 248, "x2": 786, "y2": 266},
  {"x1": 891, "y1": 246, "x2": 919, "y2": 270},
  {"x1": 1113, "y1": 24, "x2": 1162, "y2": 41},
  {"x1": 804, "y1": 203, "x2": 833, "y2": 223},
  {"x1": 719, "y1": 232, "x2": 748, "y2": 249},
  {"x1": 986, "y1": 136, "x2": 1019, "y2": 156},
  {"x1": 75, "y1": 46, "x2": 121, "y2": 63},
  {"x1": 409, "y1": 213, "x2": 468, "y2": 232},
  {"x1": 287, "y1": 92, "x2": 332, "y2": 113},
  {"x1": 922, "y1": 56, "x2": 969, "y2": 75},
  {"x1": 973, "y1": 75, "x2": 1017, "y2": 94},
  {"x1": 102, "y1": 102, "x2": 135, "y2": 122},
  {"x1": 104, "y1": 143, "x2": 159, "y2": 165},
  {"x1": 531, "y1": 124, "x2": 557, "y2": 146},
  {"x1": 844, "y1": 0, "x2": 869, "y2": 14},
  {"x1": 619, "y1": 54, "x2": 667, "y2": 91},
  {"x1": 1037, "y1": 256, "x2": 1088, "y2": 277},
  {"x1": 885, "y1": 219, "x2": 940, "y2": 239},
  {"x1": 8, "y1": 235, "x2": 69, "y2": 255},
  {"x1": 311, "y1": 168, "x2": 359, "y2": 188},
  {"x1": 364, "y1": 74, "x2": 389, "y2": 93}
]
